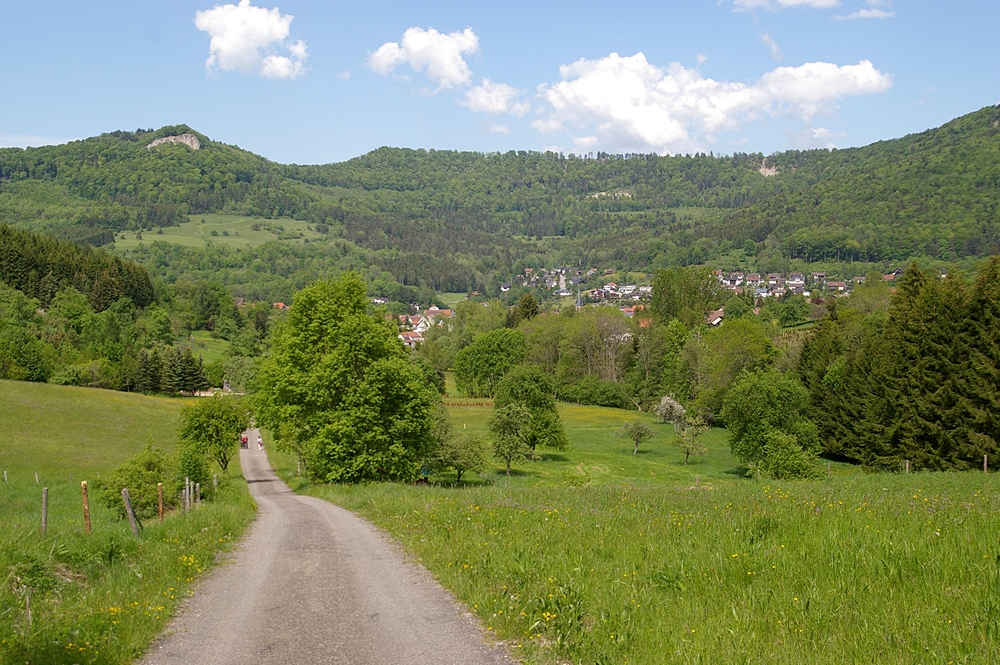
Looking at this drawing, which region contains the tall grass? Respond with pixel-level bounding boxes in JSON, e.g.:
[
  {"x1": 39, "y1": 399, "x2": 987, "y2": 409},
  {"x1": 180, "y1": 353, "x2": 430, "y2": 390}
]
[
  {"x1": 0, "y1": 381, "x2": 256, "y2": 664},
  {"x1": 271, "y1": 401, "x2": 1000, "y2": 665}
]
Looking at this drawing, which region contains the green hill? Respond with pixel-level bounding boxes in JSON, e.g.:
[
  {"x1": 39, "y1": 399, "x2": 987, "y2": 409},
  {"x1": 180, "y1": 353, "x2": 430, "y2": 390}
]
[{"x1": 1, "y1": 106, "x2": 998, "y2": 293}]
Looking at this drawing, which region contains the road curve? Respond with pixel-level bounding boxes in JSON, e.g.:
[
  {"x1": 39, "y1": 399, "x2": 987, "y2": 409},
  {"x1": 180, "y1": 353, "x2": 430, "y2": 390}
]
[{"x1": 140, "y1": 430, "x2": 516, "y2": 665}]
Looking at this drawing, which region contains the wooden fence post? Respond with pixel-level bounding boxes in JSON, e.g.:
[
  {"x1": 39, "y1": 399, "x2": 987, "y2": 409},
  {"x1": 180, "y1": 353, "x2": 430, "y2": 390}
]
[
  {"x1": 41, "y1": 487, "x2": 48, "y2": 537},
  {"x1": 121, "y1": 488, "x2": 139, "y2": 537},
  {"x1": 195, "y1": 482, "x2": 201, "y2": 508},
  {"x1": 35, "y1": 472, "x2": 39, "y2": 484},
  {"x1": 985, "y1": 455, "x2": 989, "y2": 474},
  {"x1": 3, "y1": 470, "x2": 7, "y2": 483},
  {"x1": 905, "y1": 459, "x2": 910, "y2": 474},
  {"x1": 82, "y1": 481, "x2": 91, "y2": 534},
  {"x1": 157, "y1": 483, "x2": 164, "y2": 523},
  {"x1": 213, "y1": 474, "x2": 218, "y2": 492},
  {"x1": 180, "y1": 489, "x2": 187, "y2": 515},
  {"x1": 827, "y1": 462, "x2": 832, "y2": 477}
]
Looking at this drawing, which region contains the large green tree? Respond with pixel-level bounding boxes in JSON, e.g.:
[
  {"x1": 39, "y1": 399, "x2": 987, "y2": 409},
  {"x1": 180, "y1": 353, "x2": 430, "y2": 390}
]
[
  {"x1": 721, "y1": 369, "x2": 820, "y2": 479},
  {"x1": 179, "y1": 395, "x2": 250, "y2": 472},
  {"x1": 254, "y1": 273, "x2": 441, "y2": 482},
  {"x1": 453, "y1": 327, "x2": 526, "y2": 398}
]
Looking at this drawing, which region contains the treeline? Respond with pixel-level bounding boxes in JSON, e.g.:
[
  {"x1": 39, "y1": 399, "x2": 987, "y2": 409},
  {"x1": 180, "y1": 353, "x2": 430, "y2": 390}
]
[
  {"x1": 0, "y1": 223, "x2": 154, "y2": 310},
  {"x1": 799, "y1": 260, "x2": 1000, "y2": 469}
]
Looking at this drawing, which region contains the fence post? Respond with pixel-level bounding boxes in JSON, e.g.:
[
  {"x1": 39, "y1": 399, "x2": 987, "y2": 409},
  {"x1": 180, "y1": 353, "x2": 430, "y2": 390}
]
[
  {"x1": 157, "y1": 483, "x2": 164, "y2": 523},
  {"x1": 35, "y1": 472, "x2": 39, "y2": 484},
  {"x1": 985, "y1": 455, "x2": 989, "y2": 474},
  {"x1": 121, "y1": 488, "x2": 139, "y2": 537},
  {"x1": 195, "y1": 482, "x2": 201, "y2": 508},
  {"x1": 213, "y1": 474, "x2": 218, "y2": 492},
  {"x1": 41, "y1": 487, "x2": 48, "y2": 537},
  {"x1": 3, "y1": 470, "x2": 6, "y2": 483},
  {"x1": 82, "y1": 481, "x2": 92, "y2": 534},
  {"x1": 905, "y1": 460, "x2": 910, "y2": 474},
  {"x1": 827, "y1": 462, "x2": 832, "y2": 477},
  {"x1": 180, "y1": 489, "x2": 187, "y2": 515}
]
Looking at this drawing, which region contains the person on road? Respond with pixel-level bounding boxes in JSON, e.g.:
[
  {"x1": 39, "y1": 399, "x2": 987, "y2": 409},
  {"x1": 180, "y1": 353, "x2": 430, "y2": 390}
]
[{"x1": 257, "y1": 435, "x2": 264, "y2": 451}]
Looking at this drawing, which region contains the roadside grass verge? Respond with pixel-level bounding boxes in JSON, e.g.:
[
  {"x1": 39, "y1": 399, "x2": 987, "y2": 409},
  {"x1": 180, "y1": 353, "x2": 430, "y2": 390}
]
[
  {"x1": 269, "y1": 401, "x2": 1000, "y2": 665},
  {"x1": 0, "y1": 381, "x2": 256, "y2": 664}
]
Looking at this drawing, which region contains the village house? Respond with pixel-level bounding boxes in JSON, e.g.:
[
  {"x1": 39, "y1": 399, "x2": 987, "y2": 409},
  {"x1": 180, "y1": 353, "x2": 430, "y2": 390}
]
[
  {"x1": 706, "y1": 308, "x2": 724, "y2": 326},
  {"x1": 398, "y1": 330, "x2": 424, "y2": 348},
  {"x1": 827, "y1": 280, "x2": 848, "y2": 292}
]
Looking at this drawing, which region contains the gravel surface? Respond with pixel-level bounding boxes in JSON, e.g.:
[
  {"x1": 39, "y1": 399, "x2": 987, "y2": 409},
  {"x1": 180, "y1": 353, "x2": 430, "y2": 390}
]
[{"x1": 139, "y1": 430, "x2": 516, "y2": 665}]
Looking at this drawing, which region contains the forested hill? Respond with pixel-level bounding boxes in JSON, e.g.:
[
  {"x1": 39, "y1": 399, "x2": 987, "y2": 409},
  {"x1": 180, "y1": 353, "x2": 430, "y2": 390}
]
[{"x1": 1, "y1": 106, "x2": 997, "y2": 287}]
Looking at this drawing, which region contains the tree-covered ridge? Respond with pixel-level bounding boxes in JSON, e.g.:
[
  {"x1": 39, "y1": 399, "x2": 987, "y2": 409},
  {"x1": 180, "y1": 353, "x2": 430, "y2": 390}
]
[
  {"x1": 0, "y1": 223, "x2": 153, "y2": 310},
  {"x1": 0, "y1": 125, "x2": 312, "y2": 239},
  {"x1": 715, "y1": 106, "x2": 1000, "y2": 263},
  {"x1": 1, "y1": 106, "x2": 997, "y2": 290}
]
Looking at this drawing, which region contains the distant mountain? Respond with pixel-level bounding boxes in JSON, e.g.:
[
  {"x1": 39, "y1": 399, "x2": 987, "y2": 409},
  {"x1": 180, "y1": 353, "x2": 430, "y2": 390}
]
[{"x1": 1, "y1": 106, "x2": 997, "y2": 290}]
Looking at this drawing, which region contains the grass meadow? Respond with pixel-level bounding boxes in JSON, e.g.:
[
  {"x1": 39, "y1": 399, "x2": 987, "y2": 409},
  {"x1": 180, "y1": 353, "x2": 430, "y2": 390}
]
[
  {"x1": 0, "y1": 381, "x2": 256, "y2": 664},
  {"x1": 270, "y1": 401, "x2": 1000, "y2": 665},
  {"x1": 112, "y1": 214, "x2": 324, "y2": 251}
]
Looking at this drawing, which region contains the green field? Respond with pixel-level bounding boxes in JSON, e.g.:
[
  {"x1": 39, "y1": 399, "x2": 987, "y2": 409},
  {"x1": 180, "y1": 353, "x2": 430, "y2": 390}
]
[
  {"x1": 184, "y1": 330, "x2": 229, "y2": 364},
  {"x1": 112, "y1": 214, "x2": 325, "y2": 250},
  {"x1": 270, "y1": 401, "x2": 1000, "y2": 665},
  {"x1": 0, "y1": 381, "x2": 255, "y2": 664}
]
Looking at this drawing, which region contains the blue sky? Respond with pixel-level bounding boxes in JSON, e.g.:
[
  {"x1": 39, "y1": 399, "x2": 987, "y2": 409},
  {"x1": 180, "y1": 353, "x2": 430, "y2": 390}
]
[{"x1": 1, "y1": 1, "x2": 996, "y2": 164}]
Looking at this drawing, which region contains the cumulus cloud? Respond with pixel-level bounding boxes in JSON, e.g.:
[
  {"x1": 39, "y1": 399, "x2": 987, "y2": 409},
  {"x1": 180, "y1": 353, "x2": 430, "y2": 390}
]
[
  {"x1": 369, "y1": 27, "x2": 478, "y2": 90},
  {"x1": 194, "y1": 0, "x2": 307, "y2": 79},
  {"x1": 760, "y1": 33, "x2": 784, "y2": 60},
  {"x1": 838, "y1": 7, "x2": 894, "y2": 19},
  {"x1": 462, "y1": 79, "x2": 531, "y2": 116},
  {"x1": 733, "y1": 0, "x2": 839, "y2": 10},
  {"x1": 789, "y1": 126, "x2": 844, "y2": 149},
  {"x1": 534, "y1": 52, "x2": 892, "y2": 154},
  {"x1": 487, "y1": 122, "x2": 510, "y2": 134}
]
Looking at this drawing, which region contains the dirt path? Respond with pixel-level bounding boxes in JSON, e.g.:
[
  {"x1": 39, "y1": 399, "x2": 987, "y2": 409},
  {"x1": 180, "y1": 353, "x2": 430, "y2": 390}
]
[{"x1": 140, "y1": 430, "x2": 515, "y2": 665}]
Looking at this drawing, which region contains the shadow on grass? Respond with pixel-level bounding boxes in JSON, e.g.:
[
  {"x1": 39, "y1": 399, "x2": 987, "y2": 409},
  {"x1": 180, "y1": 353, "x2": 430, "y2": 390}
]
[
  {"x1": 724, "y1": 465, "x2": 751, "y2": 478},
  {"x1": 533, "y1": 453, "x2": 570, "y2": 462}
]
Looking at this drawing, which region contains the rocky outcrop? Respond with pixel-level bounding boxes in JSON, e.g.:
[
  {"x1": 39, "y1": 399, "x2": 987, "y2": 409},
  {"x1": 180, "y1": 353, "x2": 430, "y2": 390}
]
[
  {"x1": 147, "y1": 134, "x2": 200, "y2": 150},
  {"x1": 758, "y1": 158, "x2": 779, "y2": 177}
]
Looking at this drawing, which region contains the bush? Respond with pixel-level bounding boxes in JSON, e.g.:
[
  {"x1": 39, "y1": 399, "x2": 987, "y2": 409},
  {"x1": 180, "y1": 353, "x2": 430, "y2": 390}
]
[{"x1": 96, "y1": 445, "x2": 174, "y2": 521}]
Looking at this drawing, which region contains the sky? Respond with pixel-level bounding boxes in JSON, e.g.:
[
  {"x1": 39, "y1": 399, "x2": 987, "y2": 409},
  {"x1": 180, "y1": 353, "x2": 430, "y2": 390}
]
[{"x1": 0, "y1": 1, "x2": 997, "y2": 164}]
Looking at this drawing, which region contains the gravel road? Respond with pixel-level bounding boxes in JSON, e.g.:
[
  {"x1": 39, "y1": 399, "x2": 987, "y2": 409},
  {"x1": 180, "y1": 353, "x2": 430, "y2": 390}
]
[{"x1": 139, "y1": 430, "x2": 516, "y2": 665}]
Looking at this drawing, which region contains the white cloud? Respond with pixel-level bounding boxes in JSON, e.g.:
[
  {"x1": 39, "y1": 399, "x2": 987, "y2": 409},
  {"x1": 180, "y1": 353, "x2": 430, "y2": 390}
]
[
  {"x1": 534, "y1": 52, "x2": 892, "y2": 154},
  {"x1": 487, "y1": 122, "x2": 510, "y2": 134},
  {"x1": 733, "y1": 0, "x2": 839, "y2": 10},
  {"x1": 761, "y1": 33, "x2": 784, "y2": 60},
  {"x1": 369, "y1": 27, "x2": 478, "y2": 90},
  {"x1": 194, "y1": 0, "x2": 307, "y2": 79},
  {"x1": 838, "y1": 7, "x2": 895, "y2": 19},
  {"x1": 789, "y1": 126, "x2": 844, "y2": 149},
  {"x1": 462, "y1": 79, "x2": 531, "y2": 116}
]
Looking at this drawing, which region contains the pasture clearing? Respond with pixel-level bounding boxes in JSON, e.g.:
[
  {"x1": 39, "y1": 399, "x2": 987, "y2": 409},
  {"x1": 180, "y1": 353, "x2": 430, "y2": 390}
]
[
  {"x1": 112, "y1": 214, "x2": 324, "y2": 251},
  {"x1": 270, "y1": 401, "x2": 1000, "y2": 665},
  {"x1": 0, "y1": 381, "x2": 256, "y2": 664}
]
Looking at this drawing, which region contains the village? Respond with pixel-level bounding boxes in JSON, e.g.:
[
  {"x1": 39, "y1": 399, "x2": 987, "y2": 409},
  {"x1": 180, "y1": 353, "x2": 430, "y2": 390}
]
[{"x1": 391, "y1": 265, "x2": 905, "y2": 347}]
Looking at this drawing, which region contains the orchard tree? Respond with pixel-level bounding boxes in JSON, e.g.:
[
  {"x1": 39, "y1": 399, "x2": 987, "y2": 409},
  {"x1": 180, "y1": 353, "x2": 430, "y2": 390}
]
[
  {"x1": 179, "y1": 395, "x2": 250, "y2": 472},
  {"x1": 489, "y1": 403, "x2": 531, "y2": 475},
  {"x1": 254, "y1": 273, "x2": 441, "y2": 483},
  {"x1": 435, "y1": 431, "x2": 492, "y2": 483},
  {"x1": 617, "y1": 420, "x2": 654, "y2": 455},
  {"x1": 494, "y1": 365, "x2": 568, "y2": 458}
]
